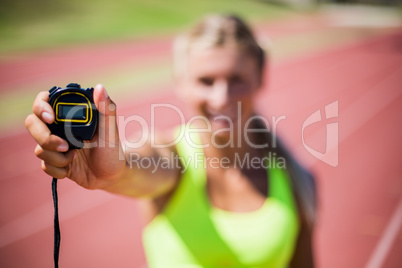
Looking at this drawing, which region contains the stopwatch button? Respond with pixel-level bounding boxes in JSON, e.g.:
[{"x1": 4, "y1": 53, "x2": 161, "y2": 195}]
[
  {"x1": 49, "y1": 86, "x2": 58, "y2": 95},
  {"x1": 66, "y1": 83, "x2": 81, "y2": 89}
]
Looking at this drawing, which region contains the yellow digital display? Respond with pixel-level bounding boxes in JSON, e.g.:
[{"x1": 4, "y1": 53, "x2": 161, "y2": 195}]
[{"x1": 55, "y1": 103, "x2": 89, "y2": 123}]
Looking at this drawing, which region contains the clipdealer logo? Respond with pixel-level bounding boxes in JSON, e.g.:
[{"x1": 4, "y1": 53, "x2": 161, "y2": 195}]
[
  {"x1": 71, "y1": 100, "x2": 339, "y2": 168},
  {"x1": 302, "y1": 101, "x2": 339, "y2": 167}
]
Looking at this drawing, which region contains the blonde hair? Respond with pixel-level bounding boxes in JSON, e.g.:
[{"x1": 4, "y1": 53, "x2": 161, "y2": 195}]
[{"x1": 173, "y1": 14, "x2": 265, "y2": 79}]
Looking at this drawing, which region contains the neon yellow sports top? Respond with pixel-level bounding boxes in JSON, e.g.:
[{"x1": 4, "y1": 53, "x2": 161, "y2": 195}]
[{"x1": 143, "y1": 131, "x2": 300, "y2": 267}]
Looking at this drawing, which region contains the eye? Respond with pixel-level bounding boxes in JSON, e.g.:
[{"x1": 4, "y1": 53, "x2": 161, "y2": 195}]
[
  {"x1": 198, "y1": 77, "x2": 214, "y2": 86},
  {"x1": 229, "y1": 75, "x2": 244, "y2": 85}
]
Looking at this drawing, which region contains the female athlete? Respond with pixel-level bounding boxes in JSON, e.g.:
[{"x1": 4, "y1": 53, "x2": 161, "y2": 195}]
[{"x1": 25, "y1": 14, "x2": 317, "y2": 268}]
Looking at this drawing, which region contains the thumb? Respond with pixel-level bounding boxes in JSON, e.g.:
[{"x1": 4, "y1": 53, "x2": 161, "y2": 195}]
[
  {"x1": 93, "y1": 84, "x2": 116, "y2": 117},
  {"x1": 93, "y1": 84, "x2": 119, "y2": 147}
]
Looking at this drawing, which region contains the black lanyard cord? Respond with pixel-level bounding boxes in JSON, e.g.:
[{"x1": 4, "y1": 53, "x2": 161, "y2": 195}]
[{"x1": 52, "y1": 178, "x2": 60, "y2": 268}]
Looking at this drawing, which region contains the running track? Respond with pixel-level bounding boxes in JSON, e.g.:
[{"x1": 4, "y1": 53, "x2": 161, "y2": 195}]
[{"x1": 0, "y1": 30, "x2": 401, "y2": 267}]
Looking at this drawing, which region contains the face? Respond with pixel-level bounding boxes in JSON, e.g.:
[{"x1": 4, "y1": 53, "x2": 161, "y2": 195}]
[{"x1": 176, "y1": 46, "x2": 263, "y2": 142}]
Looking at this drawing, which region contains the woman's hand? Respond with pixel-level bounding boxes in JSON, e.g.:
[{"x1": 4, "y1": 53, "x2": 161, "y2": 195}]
[{"x1": 25, "y1": 84, "x2": 126, "y2": 190}]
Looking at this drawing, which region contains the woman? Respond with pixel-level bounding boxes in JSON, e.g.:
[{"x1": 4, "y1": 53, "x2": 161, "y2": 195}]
[{"x1": 25, "y1": 14, "x2": 317, "y2": 267}]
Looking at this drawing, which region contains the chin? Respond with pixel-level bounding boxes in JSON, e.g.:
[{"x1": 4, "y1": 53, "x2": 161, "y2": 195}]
[{"x1": 209, "y1": 120, "x2": 239, "y2": 147}]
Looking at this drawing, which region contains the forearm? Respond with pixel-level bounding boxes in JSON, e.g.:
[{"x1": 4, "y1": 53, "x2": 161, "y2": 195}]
[
  {"x1": 99, "y1": 143, "x2": 179, "y2": 199},
  {"x1": 100, "y1": 161, "x2": 178, "y2": 198}
]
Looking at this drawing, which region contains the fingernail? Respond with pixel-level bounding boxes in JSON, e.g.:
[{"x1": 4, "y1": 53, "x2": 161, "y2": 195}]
[
  {"x1": 42, "y1": 112, "x2": 53, "y2": 124},
  {"x1": 57, "y1": 143, "x2": 69, "y2": 152},
  {"x1": 104, "y1": 88, "x2": 109, "y2": 99}
]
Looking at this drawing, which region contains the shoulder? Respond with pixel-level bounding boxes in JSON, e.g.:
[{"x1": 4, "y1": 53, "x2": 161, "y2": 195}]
[{"x1": 274, "y1": 137, "x2": 318, "y2": 228}]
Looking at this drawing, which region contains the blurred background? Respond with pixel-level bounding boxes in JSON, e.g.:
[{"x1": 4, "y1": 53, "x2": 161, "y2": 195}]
[{"x1": 0, "y1": 0, "x2": 401, "y2": 267}]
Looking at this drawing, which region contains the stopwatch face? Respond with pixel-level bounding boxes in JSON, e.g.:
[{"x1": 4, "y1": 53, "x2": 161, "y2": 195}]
[
  {"x1": 57, "y1": 104, "x2": 87, "y2": 121},
  {"x1": 48, "y1": 84, "x2": 98, "y2": 149}
]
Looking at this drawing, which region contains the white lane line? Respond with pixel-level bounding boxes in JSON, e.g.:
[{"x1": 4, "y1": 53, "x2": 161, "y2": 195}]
[
  {"x1": 3, "y1": 70, "x2": 400, "y2": 249},
  {"x1": 293, "y1": 65, "x2": 402, "y2": 268},
  {"x1": 365, "y1": 198, "x2": 402, "y2": 268},
  {"x1": 2, "y1": 37, "x2": 401, "y2": 258}
]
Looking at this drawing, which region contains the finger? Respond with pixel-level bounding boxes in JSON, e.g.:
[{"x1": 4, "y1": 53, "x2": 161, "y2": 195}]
[
  {"x1": 93, "y1": 84, "x2": 117, "y2": 117},
  {"x1": 35, "y1": 145, "x2": 75, "y2": 168},
  {"x1": 25, "y1": 114, "x2": 69, "y2": 152},
  {"x1": 32, "y1": 91, "x2": 54, "y2": 124},
  {"x1": 41, "y1": 161, "x2": 71, "y2": 179}
]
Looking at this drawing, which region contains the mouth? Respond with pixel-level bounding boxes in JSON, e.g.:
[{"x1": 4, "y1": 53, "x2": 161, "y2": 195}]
[{"x1": 205, "y1": 107, "x2": 239, "y2": 127}]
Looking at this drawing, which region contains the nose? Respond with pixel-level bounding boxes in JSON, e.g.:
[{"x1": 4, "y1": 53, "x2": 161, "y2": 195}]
[{"x1": 209, "y1": 79, "x2": 229, "y2": 109}]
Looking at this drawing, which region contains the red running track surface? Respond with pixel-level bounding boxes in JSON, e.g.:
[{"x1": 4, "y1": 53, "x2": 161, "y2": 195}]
[{"x1": 0, "y1": 30, "x2": 401, "y2": 268}]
